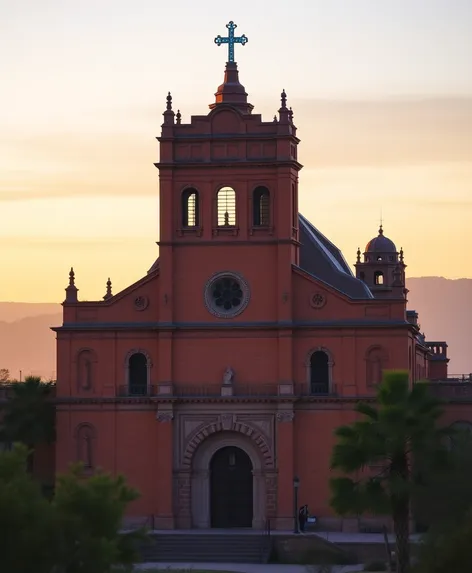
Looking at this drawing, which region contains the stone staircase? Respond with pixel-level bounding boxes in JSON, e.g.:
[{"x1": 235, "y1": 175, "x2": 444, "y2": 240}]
[{"x1": 138, "y1": 532, "x2": 269, "y2": 563}]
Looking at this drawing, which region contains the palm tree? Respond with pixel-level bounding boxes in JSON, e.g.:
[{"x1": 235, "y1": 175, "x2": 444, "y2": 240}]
[
  {"x1": 330, "y1": 370, "x2": 450, "y2": 573},
  {"x1": 0, "y1": 376, "x2": 55, "y2": 472}
]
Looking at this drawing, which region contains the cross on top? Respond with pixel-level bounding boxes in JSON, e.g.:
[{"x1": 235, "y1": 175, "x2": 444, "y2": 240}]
[{"x1": 214, "y1": 21, "x2": 248, "y2": 63}]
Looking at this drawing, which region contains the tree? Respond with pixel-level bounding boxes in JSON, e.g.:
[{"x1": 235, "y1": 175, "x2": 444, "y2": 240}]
[
  {"x1": 0, "y1": 368, "x2": 9, "y2": 382},
  {"x1": 415, "y1": 508, "x2": 472, "y2": 573},
  {"x1": 330, "y1": 371, "x2": 450, "y2": 573},
  {"x1": 0, "y1": 376, "x2": 55, "y2": 471},
  {"x1": 413, "y1": 424, "x2": 472, "y2": 530},
  {"x1": 0, "y1": 446, "x2": 143, "y2": 573},
  {"x1": 0, "y1": 444, "x2": 56, "y2": 573},
  {"x1": 52, "y1": 464, "x2": 143, "y2": 573}
]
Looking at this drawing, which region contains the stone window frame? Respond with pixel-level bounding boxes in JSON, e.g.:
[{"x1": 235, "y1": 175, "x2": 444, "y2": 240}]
[
  {"x1": 180, "y1": 185, "x2": 201, "y2": 230},
  {"x1": 213, "y1": 185, "x2": 239, "y2": 236},
  {"x1": 305, "y1": 346, "x2": 335, "y2": 394},
  {"x1": 124, "y1": 349, "x2": 153, "y2": 394},
  {"x1": 203, "y1": 271, "x2": 250, "y2": 319},
  {"x1": 251, "y1": 185, "x2": 272, "y2": 230},
  {"x1": 374, "y1": 270, "x2": 385, "y2": 286}
]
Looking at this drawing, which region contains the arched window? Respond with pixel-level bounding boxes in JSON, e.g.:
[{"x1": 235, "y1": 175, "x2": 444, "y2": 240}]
[
  {"x1": 77, "y1": 349, "x2": 95, "y2": 391},
  {"x1": 128, "y1": 352, "x2": 148, "y2": 396},
  {"x1": 366, "y1": 346, "x2": 388, "y2": 386},
  {"x1": 217, "y1": 186, "x2": 236, "y2": 227},
  {"x1": 75, "y1": 424, "x2": 96, "y2": 470},
  {"x1": 252, "y1": 186, "x2": 270, "y2": 226},
  {"x1": 309, "y1": 350, "x2": 330, "y2": 394},
  {"x1": 374, "y1": 271, "x2": 384, "y2": 285},
  {"x1": 182, "y1": 188, "x2": 199, "y2": 227}
]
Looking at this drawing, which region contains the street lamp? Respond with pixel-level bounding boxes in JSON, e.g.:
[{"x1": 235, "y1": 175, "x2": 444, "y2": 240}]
[{"x1": 293, "y1": 475, "x2": 300, "y2": 534}]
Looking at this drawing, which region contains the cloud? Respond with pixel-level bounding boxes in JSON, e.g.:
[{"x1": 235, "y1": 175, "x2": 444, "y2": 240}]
[
  {"x1": 0, "y1": 96, "x2": 471, "y2": 201},
  {"x1": 293, "y1": 96, "x2": 472, "y2": 168}
]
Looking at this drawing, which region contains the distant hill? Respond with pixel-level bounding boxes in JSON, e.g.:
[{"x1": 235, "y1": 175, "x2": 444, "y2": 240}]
[
  {"x1": 0, "y1": 312, "x2": 61, "y2": 379},
  {"x1": 406, "y1": 277, "x2": 471, "y2": 376},
  {"x1": 0, "y1": 277, "x2": 470, "y2": 379}
]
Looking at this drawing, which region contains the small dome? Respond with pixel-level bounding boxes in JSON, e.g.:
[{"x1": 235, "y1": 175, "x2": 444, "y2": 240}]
[{"x1": 365, "y1": 226, "x2": 397, "y2": 253}]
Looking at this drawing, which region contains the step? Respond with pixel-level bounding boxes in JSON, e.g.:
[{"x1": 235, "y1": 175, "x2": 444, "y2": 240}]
[{"x1": 137, "y1": 533, "x2": 270, "y2": 563}]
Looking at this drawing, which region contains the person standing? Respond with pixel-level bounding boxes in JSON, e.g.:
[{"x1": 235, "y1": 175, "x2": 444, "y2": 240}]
[{"x1": 298, "y1": 504, "x2": 308, "y2": 532}]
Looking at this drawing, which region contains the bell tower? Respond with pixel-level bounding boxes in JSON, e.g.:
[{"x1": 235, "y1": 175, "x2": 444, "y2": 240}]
[
  {"x1": 355, "y1": 225, "x2": 407, "y2": 300},
  {"x1": 155, "y1": 21, "x2": 303, "y2": 324}
]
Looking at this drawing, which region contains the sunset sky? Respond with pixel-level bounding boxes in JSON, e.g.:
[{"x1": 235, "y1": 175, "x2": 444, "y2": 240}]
[{"x1": 1, "y1": 0, "x2": 471, "y2": 302}]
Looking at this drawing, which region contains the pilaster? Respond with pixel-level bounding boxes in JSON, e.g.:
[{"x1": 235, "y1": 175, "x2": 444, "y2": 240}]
[
  {"x1": 155, "y1": 405, "x2": 175, "y2": 528},
  {"x1": 275, "y1": 405, "x2": 294, "y2": 530}
]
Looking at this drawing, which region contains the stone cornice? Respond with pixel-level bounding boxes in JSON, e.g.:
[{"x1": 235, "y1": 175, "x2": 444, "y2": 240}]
[
  {"x1": 52, "y1": 318, "x2": 410, "y2": 332},
  {"x1": 53, "y1": 394, "x2": 376, "y2": 406}
]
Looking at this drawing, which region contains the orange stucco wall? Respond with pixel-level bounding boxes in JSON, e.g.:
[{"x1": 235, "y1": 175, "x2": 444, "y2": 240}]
[{"x1": 50, "y1": 67, "x2": 455, "y2": 531}]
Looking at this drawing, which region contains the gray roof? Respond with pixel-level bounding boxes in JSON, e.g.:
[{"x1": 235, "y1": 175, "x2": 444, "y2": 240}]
[{"x1": 298, "y1": 214, "x2": 374, "y2": 300}]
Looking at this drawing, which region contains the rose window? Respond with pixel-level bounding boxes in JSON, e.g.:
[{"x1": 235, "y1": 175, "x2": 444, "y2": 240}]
[
  {"x1": 212, "y1": 277, "x2": 243, "y2": 311},
  {"x1": 204, "y1": 272, "x2": 250, "y2": 318}
]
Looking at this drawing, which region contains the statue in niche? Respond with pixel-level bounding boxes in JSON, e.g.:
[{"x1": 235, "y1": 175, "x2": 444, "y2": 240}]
[
  {"x1": 78, "y1": 428, "x2": 93, "y2": 469},
  {"x1": 223, "y1": 366, "x2": 234, "y2": 385}
]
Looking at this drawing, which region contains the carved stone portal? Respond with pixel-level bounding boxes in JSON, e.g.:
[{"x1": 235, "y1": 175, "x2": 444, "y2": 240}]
[
  {"x1": 189, "y1": 433, "x2": 267, "y2": 529},
  {"x1": 174, "y1": 411, "x2": 276, "y2": 530}
]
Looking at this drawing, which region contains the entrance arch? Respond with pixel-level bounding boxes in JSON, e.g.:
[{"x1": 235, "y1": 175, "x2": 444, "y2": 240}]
[
  {"x1": 210, "y1": 446, "x2": 253, "y2": 528},
  {"x1": 190, "y1": 432, "x2": 267, "y2": 529}
]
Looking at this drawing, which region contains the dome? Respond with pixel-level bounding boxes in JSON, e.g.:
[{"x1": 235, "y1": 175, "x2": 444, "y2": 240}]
[{"x1": 365, "y1": 226, "x2": 397, "y2": 253}]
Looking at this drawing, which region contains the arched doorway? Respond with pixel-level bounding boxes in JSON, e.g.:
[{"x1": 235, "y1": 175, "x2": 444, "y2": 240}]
[{"x1": 210, "y1": 446, "x2": 253, "y2": 528}]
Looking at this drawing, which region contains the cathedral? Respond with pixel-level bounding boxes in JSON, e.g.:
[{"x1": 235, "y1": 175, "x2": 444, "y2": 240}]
[{"x1": 53, "y1": 23, "x2": 450, "y2": 531}]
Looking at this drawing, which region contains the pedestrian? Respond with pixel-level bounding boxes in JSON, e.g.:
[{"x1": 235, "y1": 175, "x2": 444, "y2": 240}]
[{"x1": 298, "y1": 504, "x2": 308, "y2": 532}]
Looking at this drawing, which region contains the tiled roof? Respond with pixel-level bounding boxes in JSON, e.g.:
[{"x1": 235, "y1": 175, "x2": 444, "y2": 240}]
[{"x1": 298, "y1": 214, "x2": 374, "y2": 300}]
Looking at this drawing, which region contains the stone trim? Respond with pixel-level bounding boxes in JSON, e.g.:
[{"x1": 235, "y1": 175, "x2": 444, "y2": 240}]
[
  {"x1": 181, "y1": 417, "x2": 273, "y2": 469},
  {"x1": 187, "y1": 432, "x2": 271, "y2": 529},
  {"x1": 276, "y1": 411, "x2": 294, "y2": 423}
]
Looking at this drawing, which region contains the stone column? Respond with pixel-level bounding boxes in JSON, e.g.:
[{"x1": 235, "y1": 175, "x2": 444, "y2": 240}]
[
  {"x1": 175, "y1": 470, "x2": 192, "y2": 529},
  {"x1": 275, "y1": 407, "x2": 294, "y2": 530},
  {"x1": 191, "y1": 469, "x2": 210, "y2": 528},
  {"x1": 155, "y1": 408, "x2": 174, "y2": 529}
]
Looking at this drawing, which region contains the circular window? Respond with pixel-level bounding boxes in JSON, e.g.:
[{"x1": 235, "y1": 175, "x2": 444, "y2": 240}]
[
  {"x1": 204, "y1": 272, "x2": 250, "y2": 318},
  {"x1": 310, "y1": 292, "x2": 327, "y2": 309}
]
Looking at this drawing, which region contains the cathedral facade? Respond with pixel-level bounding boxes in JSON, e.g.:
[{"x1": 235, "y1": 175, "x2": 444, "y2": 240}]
[{"x1": 53, "y1": 41, "x2": 449, "y2": 531}]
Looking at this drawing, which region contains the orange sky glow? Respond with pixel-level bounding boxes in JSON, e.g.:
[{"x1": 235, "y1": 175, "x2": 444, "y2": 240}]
[{"x1": 1, "y1": 0, "x2": 471, "y2": 302}]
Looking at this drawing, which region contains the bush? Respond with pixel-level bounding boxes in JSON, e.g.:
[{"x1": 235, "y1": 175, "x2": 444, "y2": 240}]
[{"x1": 0, "y1": 446, "x2": 144, "y2": 573}]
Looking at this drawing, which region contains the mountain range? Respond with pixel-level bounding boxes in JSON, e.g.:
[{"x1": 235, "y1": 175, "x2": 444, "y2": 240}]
[{"x1": 0, "y1": 277, "x2": 469, "y2": 380}]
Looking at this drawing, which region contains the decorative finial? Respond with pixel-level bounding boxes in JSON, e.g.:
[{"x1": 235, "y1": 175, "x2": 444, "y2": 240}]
[
  {"x1": 166, "y1": 92, "x2": 172, "y2": 111},
  {"x1": 214, "y1": 21, "x2": 248, "y2": 63},
  {"x1": 103, "y1": 277, "x2": 112, "y2": 301},
  {"x1": 273, "y1": 115, "x2": 278, "y2": 123},
  {"x1": 176, "y1": 109, "x2": 181, "y2": 124},
  {"x1": 400, "y1": 247, "x2": 404, "y2": 263},
  {"x1": 289, "y1": 107, "x2": 294, "y2": 122},
  {"x1": 356, "y1": 248, "x2": 361, "y2": 263},
  {"x1": 379, "y1": 224, "x2": 384, "y2": 235},
  {"x1": 65, "y1": 266, "x2": 78, "y2": 303},
  {"x1": 280, "y1": 89, "x2": 287, "y2": 109}
]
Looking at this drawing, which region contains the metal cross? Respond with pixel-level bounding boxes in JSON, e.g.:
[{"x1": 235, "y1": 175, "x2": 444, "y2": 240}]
[{"x1": 214, "y1": 21, "x2": 248, "y2": 63}]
